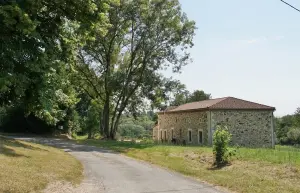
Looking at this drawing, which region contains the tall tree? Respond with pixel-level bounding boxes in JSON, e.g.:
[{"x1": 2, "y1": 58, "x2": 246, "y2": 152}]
[
  {"x1": 0, "y1": 0, "x2": 110, "y2": 128},
  {"x1": 187, "y1": 90, "x2": 211, "y2": 103},
  {"x1": 294, "y1": 108, "x2": 300, "y2": 127},
  {"x1": 169, "y1": 89, "x2": 211, "y2": 106},
  {"x1": 76, "y1": 0, "x2": 196, "y2": 139}
]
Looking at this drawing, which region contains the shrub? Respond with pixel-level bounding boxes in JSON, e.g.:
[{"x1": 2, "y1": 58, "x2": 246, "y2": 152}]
[
  {"x1": 118, "y1": 124, "x2": 146, "y2": 139},
  {"x1": 213, "y1": 125, "x2": 233, "y2": 166},
  {"x1": 82, "y1": 101, "x2": 101, "y2": 139},
  {"x1": 287, "y1": 128, "x2": 300, "y2": 144}
]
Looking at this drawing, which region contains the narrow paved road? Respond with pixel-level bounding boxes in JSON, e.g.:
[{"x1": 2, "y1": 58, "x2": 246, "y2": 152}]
[{"x1": 12, "y1": 137, "x2": 224, "y2": 193}]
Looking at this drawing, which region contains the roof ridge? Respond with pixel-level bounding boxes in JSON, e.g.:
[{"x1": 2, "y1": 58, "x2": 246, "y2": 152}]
[
  {"x1": 176, "y1": 97, "x2": 228, "y2": 106},
  {"x1": 224, "y1": 97, "x2": 274, "y2": 108},
  {"x1": 208, "y1": 97, "x2": 230, "y2": 108},
  {"x1": 209, "y1": 96, "x2": 275, "y2": 110},
  {"x1": 167, "y1": 97, "x2": 228, "y2": 112}
]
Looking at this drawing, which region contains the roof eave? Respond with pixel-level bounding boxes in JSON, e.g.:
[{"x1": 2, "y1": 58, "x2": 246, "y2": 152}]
[
  {"x1": 157, "y1": 107, "x2": 276, "y2": 114},
  {"x1": 209, "y1": 108, "x2": 276, "y2": 111},
  {"x1": 157, "y1": 107, "x2": 210, "y2": 114}
]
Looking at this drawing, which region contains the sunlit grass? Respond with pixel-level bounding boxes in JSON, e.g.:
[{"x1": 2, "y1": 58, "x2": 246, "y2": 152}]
[
  {"x1": 236, "y1": 145, "x2": 300, "y2": 165},
  {"x1": 0, "y1": 137, "x2": 83, "y2": 193},
  {"x1": 77, "y1": 139, "x2": 300, "y2": 193}
]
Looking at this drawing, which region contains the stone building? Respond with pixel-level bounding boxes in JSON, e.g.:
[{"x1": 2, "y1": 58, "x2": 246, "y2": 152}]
[{"x1": 153, "y1": 97, "x2": 276, "y2": 147}]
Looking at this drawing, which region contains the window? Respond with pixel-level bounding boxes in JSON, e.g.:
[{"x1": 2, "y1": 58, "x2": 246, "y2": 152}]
[
  {"x1": 179, "y1": 129, "x2": 182, "y2": 139},
  {"x1": 188, "y1": 130, "x2": 192, "y2": 142},
  {"x1": 160, "y1": 130, "x2": 163, "y2": 140},
  {"x1": 198, "y1": 130, "x2": 203, "y2": 144},
  {"x1": 164, "y1": 130, "x2": 167, "y2": 140},
  {"x1": 171, "y1": 129, "x2": 174, "y2": 139}
]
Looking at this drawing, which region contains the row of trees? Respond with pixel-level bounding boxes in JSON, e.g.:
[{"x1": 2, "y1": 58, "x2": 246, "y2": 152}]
[
  {"x1": 275, "y1": 108, "x2": 300, "y2": 145},
  {"x1": 0, "y1": 0, "x2": 204, "y2": 139}
]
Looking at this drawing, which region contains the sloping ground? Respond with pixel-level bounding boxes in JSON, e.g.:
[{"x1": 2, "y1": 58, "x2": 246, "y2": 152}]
[
  {"x1": 0, "y1": 137, "x2": 83, "y2": 193},
  {"x1": 77, "y1": 140, "x2": 300, "y2": 193},
  {"x1": 10, "y1": 137, "x2": 224, "y2": 193}
]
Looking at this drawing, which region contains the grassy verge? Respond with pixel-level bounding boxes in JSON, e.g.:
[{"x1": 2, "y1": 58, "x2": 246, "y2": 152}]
[
  {"x1": 77, "y1": 139, "x2": 300, "y2": 193},
  {"x1": 0, "y1": 137, "x2": 83, "y2": 193}
]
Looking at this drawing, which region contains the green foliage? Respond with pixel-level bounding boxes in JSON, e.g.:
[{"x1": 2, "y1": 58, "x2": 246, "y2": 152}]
[
  {"x1": 118, "y1": 114, "x2": 155, "y2": 139},
  {"x1": 64, "y1": 108, "x2": 81, "y2": 135},
  {"x1": 0, "y1": 105, "x2": 8, "y2": 128},
  {"x1": 0, "y1": 0, "x2": 109, "y2": 132},
  {"x1": 187, "y1": 90, "x2": 211, "y2": 103},
  {"x1": 275, "y1": 109, "x2": 300, "y2": 145},
  {"x1": 76, "y1": 0, "x2": 196, "y2": 138},
  {"x1": 82, "y1": 100, "x2": 102, "y2": 139},
  {"x1": 213, "y1": 126, "x2": 233, "y2": 166},
  {"x1": 148, "y1": 78, "x2": 211, "y2": 110},
  {"x1": 287, "y1": 128, "x2": 300, "y2": 144},
  {"x1": 1, "y1": 0, "x2": 195, "y2": 138},
  {"x1": 170, "y1": 89, "x2": 211, "y2": 107},
  {"x1": 119, "y1": 124, "x2": 146, "y2": 139}
]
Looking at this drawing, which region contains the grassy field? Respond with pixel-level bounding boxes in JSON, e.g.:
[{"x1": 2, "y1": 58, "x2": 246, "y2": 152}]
[
  {"x1": 77, "y1": 139, "x2": 300, "y2": 193},
  {"x1": 0, "y1": 137, "x2": 83, "y2": 193}
]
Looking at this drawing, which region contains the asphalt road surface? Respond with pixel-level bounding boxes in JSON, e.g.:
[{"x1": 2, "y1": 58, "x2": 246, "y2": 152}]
[{"x1": 11, "y1": 137, "x2": 225, "y2": 193}]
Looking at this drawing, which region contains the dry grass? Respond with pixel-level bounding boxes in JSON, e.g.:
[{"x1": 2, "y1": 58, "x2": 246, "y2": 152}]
[
  {"x1": 78, "y1": 140, "x2": 300, "y2": 193},
  {"x1": 0, "y1": 137, "x2": 83, "y2": 193}
]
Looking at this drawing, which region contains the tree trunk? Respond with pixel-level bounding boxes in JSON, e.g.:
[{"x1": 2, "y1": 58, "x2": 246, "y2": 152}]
[
  {"x1": 99, "y1": 110, "x2": 104, "y2": 136},
  {"x1": 109, "y1": 111, "x2": 122, "y2": 140},
  {"x1": 88, "y1": 128, "x2": 92, "y2": 139},
  {"x1": 109, "y1": 130, "x2": 115, "y2": 140},
  {"x1": 101, "y1": 95, "x2": 110, "y2": 138}
]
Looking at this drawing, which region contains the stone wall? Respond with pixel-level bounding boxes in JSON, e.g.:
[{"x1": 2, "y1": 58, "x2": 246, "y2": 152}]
[
  {"x1": 157, "y1": 111, "x2": 208, "y2": 145},
  {"x1": 211, "y1": 110, "x2": 274, "y2": 147},
  {"x1": 152, "y1": 125, "x2": 158, "y2": 140}
]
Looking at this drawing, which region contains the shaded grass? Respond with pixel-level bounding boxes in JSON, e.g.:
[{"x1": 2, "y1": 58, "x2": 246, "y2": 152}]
[
  {"x1": 0, "y1": 137, "x2": 83, "y2": 193},
  {"x1": 72, "y1": 133, "x2": 101, "y2": 140},
  {"x1": 77, "y1": 139, "x2": 300, "y2": 193}
]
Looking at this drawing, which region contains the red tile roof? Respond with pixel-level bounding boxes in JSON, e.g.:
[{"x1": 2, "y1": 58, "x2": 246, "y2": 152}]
[{"x1": 159, "y1": 97, "x2": 275, "y2": 114}]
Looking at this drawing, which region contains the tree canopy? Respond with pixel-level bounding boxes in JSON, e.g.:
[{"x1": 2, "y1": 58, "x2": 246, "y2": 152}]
[
  {"x1": 0, "y1": 0, "x2": 198, "y2": 139},
  {"x1": 75, "y1": 0, "x2": 196, "y2": 138},
  {"x1": 0, "y1": 0, "x2": 109, "y2": 131}
]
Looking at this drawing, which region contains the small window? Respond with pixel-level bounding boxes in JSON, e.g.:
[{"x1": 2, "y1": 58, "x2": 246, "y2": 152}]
[
  {"x1": 164, "y1": 130, "x2": 167, "y2": 140},
  {"x1": 188, "y1": 130, "x2": 192, "y2": 142},
  {"x1": 179, "y1": 129, "x2": 182, "y2": 138},
  {"x1": 160, "y1": 130, "x2": 163, "y2": 140},
  {"x1": 198, "y1": 130, "x2": 203, "y2": 144}
]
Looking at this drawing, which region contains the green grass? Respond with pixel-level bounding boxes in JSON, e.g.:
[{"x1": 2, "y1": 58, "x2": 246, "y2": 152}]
[
  {"x1": 72, "y1": 133, "x2": 102, "y2": 140},
  {"x1": 236, "y1": 145, "x2": 300, "y2": 165},
  {"x1": 0, "y1": 137, "x2": 83, "y2": 193},
  {"x1": 77, "y1": 139, "x2": 300, "y2": 193}
]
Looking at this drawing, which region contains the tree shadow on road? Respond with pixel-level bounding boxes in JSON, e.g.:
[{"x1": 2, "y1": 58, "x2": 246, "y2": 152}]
[
  {"x1": 76, "y1": 139, "x2": 157, "y2": 153},
  {"x1": 0, "y1": 137, "x2": 32, "y2": 157},
  {"x1": 1, "y1": 136, "x2": 164, "y2": 155},
  {"x1": 18, "y1": 137, "x2": 158, "y2": 154}
]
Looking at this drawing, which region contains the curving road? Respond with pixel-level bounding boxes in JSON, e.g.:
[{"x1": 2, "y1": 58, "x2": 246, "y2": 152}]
[{"x1": 12, "y1": 137, "x2": 225, "y2": 193}]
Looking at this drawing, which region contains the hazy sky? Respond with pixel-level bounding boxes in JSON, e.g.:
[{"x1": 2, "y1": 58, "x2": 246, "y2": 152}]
[{"x1": 165, "y1": 0, "x2": 300, "y2": 116}]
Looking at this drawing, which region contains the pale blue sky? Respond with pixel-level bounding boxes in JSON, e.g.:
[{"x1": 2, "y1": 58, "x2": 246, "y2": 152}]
[{"x1": 166, "y1": 0, "x2": 300, "y2": 116}]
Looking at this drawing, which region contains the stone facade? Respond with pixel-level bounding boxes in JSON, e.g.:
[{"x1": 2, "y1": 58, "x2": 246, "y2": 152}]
[
  {"x1": 156, "y1": 111, "x2": 208, "y2": 145},
  {"x1": 155, "y1": 110, "x2": 274, "y2": 147},
  {"x1": 211, "y1": 110, "x2": 274, "y2": 147},
  {"x1": 152, "y1": 125, "x2": 158, "y2": 140}
]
